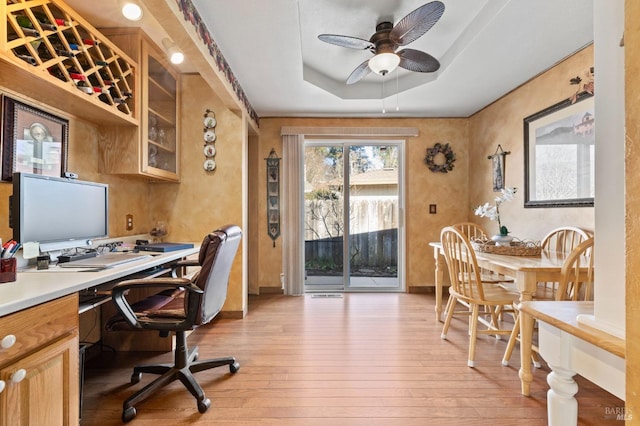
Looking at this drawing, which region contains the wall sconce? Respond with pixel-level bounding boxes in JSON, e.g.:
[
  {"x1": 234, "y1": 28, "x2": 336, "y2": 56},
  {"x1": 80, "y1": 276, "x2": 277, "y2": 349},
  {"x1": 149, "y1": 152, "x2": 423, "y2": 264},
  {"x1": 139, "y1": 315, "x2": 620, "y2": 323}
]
[
  {"x1": 120, "y1": 0, "x2": 143, "y2": 21},
  {"x1": 162, "y1": 38, "x2": 184, "y2": 65}
]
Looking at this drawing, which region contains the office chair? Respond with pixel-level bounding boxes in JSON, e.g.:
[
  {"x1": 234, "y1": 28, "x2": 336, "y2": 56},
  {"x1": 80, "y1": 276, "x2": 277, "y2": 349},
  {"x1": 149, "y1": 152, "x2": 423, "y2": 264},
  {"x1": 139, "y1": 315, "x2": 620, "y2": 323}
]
[{"x1": 106, "y1": 225, "x2": 242, "y2": 422}]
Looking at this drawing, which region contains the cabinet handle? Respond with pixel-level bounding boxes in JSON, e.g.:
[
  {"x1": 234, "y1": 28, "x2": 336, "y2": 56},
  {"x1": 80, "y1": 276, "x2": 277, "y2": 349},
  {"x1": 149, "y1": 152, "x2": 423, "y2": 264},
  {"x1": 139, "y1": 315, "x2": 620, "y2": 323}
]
[
  {"x1": 11, "y1": 369, "x2": 26, "y2": 383},
  {"x1": 0, "y1": 380, "x2": 5, "y2": 393},
  {"x1": 1, "y1": 334, "x2": 16, "y2": 349}
]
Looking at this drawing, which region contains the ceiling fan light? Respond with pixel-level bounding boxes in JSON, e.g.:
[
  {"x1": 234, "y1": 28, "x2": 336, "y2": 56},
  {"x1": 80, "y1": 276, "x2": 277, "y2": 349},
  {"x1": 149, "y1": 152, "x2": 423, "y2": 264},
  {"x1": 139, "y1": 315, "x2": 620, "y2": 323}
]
[
  {"x1": 369, "y1": 52, "x2": 400, "y2": 76},
  {"x1": 121, "y1": 1, "x2": 143, "y2": 21}
]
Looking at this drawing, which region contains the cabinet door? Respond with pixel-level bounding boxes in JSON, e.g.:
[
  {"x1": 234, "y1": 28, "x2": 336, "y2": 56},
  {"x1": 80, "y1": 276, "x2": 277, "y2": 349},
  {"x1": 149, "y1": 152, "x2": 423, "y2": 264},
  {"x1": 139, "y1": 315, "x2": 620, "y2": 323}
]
[
  {"x1": 143, "y1": 41, "x2": 179, "y2": 180},
  {"x1": 0, "y1": 334, "x2": 79, "y2": 426}
]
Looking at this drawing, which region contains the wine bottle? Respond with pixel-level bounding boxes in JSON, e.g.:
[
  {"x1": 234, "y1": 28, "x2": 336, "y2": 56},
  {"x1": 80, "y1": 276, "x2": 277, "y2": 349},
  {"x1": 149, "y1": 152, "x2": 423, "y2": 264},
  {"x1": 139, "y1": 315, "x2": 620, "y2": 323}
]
[
  {"x1": 56, "y1": 49, "x2": 75, "y2": 58},
  {"x1": 112, "y1": 97, "x2": 128, "y2": 104},
  {"x1": 16, "y1": 54, "x2": 37, "y2": 66},
  {"x1": 68, "y1": 43, "x2": 86, "y2": 52},
  {"x1": 54, "y1": 18, "x2": 71, "y2": 26},
  {"x1": 92, "y1": 86, "x2": 109, "y2": 95},
  {"x1": 69, "y1": 72, "x2": 86, "y2": 81},
  {"x1": 83, "y1": 38, "x2": 99, "y2": 46},
  {"x1": 47, "y1": 66, "x2": 66, "y2": 81},
  {"x1": 75, "y1": 80, "x2": 93, "y2": 94},
  {"x1": 15, "y1": 15, "x2": 40, "y2": 37}
]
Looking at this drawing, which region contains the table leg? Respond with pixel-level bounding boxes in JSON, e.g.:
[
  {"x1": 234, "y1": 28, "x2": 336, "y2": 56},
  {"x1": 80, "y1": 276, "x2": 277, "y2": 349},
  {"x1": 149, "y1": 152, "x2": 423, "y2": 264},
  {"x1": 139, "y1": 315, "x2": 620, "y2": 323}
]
[
  {"x1": 546, "y1": 364, "x2": 578, "y2": 426},
  {"x1": 433, "y1": 246, "x2": 444, "y2": 322},
  {"x1": 519, "y1": 308, "x2": 535, "y2": 396}
]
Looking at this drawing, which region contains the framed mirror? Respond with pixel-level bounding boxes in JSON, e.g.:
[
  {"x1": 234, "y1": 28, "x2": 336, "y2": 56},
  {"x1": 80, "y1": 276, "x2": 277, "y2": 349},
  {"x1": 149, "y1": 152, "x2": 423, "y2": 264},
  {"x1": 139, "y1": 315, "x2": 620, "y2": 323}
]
[{"x1": 524, "y1": 92, "x2": 594, "y2": 208}]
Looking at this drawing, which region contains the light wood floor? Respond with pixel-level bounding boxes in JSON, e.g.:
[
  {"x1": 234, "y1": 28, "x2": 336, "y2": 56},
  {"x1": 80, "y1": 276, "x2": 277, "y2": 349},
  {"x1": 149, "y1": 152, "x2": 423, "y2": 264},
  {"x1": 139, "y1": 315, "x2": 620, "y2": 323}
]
[{"x1": 81, "y1": 293, "x2": 623, "y2": 425}]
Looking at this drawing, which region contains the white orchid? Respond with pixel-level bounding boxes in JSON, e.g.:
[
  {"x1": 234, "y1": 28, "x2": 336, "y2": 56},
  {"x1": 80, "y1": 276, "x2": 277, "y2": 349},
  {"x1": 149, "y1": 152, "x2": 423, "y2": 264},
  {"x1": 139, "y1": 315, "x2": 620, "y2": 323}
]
[{"x1": 474, "y1": 187, "x2": 517, "y2": 235}]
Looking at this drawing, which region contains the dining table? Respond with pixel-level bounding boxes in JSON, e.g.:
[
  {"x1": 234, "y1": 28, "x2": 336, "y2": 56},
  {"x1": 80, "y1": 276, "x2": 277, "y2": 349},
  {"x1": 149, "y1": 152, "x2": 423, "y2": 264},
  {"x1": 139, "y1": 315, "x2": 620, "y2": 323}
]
[{"x1": 429, "y1": 241, "x2": 574, "y2": 395}]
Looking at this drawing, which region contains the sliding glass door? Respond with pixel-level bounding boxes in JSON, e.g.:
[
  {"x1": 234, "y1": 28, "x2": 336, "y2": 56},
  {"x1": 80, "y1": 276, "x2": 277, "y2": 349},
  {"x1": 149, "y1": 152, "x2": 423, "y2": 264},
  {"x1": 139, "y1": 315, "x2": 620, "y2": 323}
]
[{"x1": 303, "y1": 140, "x2": 404, "y2": 292}]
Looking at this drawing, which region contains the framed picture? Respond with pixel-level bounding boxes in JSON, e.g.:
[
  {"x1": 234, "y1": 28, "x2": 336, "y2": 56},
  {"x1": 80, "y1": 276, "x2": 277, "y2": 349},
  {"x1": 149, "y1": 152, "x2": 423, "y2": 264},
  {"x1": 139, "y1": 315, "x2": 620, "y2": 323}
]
[
  {"x1": 1, "y1": 96, "x2": 69, "y2": 181},
  {"x1": 524, "y1": 92, "x2": 594, "y2": 208}
]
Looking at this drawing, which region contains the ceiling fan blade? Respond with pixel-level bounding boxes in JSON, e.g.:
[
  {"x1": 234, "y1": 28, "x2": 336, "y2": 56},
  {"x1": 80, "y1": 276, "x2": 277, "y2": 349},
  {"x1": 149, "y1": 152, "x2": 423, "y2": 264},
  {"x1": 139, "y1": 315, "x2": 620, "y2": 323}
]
[
  {"x1": 346, "y1": 59, "x2": 372, "y2": 85},
  {"x1": 397, "y1": 49, "x2": 440, "y2": 72},
  {"x1": 318, "y1": 34, "x2": 375, "y2": 51},
  {"x1": 390, "y1": 1, "x2": 445, "y2": 46}
]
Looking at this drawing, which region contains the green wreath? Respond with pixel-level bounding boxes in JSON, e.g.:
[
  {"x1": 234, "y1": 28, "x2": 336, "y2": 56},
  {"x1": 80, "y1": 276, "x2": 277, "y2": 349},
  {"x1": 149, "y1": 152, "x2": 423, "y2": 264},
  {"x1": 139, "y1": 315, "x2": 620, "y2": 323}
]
[{"x1": 425, "y1": 143, "x2": 456, "y2": 173}]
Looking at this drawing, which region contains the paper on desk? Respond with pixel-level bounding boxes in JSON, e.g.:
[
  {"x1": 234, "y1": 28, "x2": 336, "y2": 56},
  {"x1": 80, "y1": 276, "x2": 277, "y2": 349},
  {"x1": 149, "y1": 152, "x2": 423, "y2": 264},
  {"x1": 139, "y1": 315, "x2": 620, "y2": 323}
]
[{"x1": 22, "y1": 242, "x2": 40, "y2": 259}]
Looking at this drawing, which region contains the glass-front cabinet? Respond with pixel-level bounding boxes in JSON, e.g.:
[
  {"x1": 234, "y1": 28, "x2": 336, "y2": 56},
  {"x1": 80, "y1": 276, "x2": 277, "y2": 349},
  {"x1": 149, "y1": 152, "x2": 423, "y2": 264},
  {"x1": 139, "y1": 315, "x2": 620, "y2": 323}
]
[
  {"x1": 99, "y1": 28, "x2": 180, "y2": 182},
  {"x1": 144, "y1": 48, "x2": 177, "y2": 178}
]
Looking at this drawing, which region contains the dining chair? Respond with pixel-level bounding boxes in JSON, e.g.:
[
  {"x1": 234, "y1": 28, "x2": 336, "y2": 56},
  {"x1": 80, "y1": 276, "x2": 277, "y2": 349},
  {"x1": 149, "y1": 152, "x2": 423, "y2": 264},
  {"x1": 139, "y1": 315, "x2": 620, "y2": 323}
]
[
  {"x1": 536, "y1": 226, "x2": 592, "y2": 298},
  {"x1": 501, "y1": 236, "x2": 595, "y2": 367},
  {"x1": 440, "y1": 226, "x2": 519, "y2": 367},
  {"x1": 443, "y1": 222, "x2": 515, "y2": 320}
]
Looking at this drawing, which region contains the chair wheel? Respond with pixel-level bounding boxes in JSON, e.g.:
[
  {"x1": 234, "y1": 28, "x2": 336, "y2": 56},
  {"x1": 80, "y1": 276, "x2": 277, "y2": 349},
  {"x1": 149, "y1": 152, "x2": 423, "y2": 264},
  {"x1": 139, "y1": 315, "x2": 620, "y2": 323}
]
[
  {"x1": 131, "y1": 372, "x2": 142, "y2": 384},
  {"x1": 122, "y1": 406, "x2": 136, "y2": 422},
  {"x1": 198, "y1": 398, "x2": 211, "y2": 413},
  {"x1": 230, "y1": 361, "x2": 240, "y2": 373}
]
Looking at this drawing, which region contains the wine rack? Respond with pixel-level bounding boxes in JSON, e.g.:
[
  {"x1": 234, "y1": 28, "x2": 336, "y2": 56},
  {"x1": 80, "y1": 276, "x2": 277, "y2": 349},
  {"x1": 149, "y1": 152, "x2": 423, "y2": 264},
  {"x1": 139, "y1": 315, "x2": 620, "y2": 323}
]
[{"x1": 1, "y1": 0, "x2": 137, "y2": 124}]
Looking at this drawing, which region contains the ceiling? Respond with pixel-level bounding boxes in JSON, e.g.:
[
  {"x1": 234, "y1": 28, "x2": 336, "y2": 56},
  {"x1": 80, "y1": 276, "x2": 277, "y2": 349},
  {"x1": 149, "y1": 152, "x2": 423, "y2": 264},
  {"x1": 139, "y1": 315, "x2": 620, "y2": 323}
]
[{"x1": 63, "y1": 0, "x2": 594, "y2": 119}]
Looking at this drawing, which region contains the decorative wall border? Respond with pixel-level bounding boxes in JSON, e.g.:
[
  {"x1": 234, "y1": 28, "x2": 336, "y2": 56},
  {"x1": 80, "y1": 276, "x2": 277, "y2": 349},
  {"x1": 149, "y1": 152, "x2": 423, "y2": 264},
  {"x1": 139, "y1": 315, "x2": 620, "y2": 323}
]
[{"x1": 176, "y1": 0, "x2": 259, "y2": 125}]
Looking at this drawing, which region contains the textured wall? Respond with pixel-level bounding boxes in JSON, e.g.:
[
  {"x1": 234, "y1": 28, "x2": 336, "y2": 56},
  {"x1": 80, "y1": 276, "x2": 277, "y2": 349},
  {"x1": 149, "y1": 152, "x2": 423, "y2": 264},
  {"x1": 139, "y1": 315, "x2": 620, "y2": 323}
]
[
  {"x1": 254, "y1": 47, "x2": 595, "y2": 293},
  {"x1": 469, "y1": 46, "x2": 595, "y2": 241},
  {"x1": 0, "y1": 91, "x2": 150, "y2": 245},
  {"x1": 256, "y1": 117, "x2": 468, "y2": 291},
  {"x1": 148, "y1": 74, "x2": 245, "y2": 314}
]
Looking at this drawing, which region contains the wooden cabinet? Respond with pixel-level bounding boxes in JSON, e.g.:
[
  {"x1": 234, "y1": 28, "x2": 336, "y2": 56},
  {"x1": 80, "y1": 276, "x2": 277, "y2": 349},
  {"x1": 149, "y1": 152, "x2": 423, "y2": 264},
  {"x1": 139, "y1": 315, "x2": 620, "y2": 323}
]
[
  {"x1": 0, "y1": 294, "x2": 79, "y2": 426},
  {"x1": 0, "y1": 0, "x2": 138, "y2": 125},
  {"x1": 99, "y1": 28, "x2": 180, "y2": 182}
]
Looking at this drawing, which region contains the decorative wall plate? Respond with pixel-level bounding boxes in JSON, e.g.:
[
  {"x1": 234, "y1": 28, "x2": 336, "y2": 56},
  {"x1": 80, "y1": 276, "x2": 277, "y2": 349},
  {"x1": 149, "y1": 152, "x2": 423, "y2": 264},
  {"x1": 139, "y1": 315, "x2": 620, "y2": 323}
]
[
  {"x1": 204, "y1": 159, "x2": 216, "y2": 171},
  {"x1": 204, "y1": 129, "x2": 216, "y2": 142},
  {"x1": 204, "y1": 145, "x2": 216, "y2": 157},
  {"x1": 204, "y1": 116, "x2": 216, "y2": 128}
]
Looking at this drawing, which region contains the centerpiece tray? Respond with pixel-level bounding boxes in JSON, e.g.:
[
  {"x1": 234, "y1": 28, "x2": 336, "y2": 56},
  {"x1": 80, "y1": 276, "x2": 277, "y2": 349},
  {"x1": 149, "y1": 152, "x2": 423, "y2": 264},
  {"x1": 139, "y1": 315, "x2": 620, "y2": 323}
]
[{"x1": 470, "y1": 237, "x2": 542, "y2": 256}]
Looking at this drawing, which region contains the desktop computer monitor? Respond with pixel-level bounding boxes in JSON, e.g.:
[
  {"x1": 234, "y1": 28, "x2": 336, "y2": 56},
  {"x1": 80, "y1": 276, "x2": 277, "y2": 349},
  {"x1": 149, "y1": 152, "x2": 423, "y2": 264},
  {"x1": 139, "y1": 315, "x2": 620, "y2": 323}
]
[{"x1": 10, "y1": 172, "x2": 109, "y2": 253}]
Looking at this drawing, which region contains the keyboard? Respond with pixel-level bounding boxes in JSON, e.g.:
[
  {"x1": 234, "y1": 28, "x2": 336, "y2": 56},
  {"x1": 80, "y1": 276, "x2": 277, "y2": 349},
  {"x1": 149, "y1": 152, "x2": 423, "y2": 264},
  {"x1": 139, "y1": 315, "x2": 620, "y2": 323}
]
[{"x1": 58, "y1": 252, "x2": 151, "y2": 269}]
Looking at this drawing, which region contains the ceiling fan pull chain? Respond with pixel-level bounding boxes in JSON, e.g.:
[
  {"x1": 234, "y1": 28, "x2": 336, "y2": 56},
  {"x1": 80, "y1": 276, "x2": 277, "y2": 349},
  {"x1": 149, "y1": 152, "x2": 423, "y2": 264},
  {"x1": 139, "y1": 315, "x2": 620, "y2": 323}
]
[
  {"x1": 382, "y1": 78, "x2": 386, "y2": 114},
  {"x1": 396, "y1": 71, "x2": 400, "y2": 112}
]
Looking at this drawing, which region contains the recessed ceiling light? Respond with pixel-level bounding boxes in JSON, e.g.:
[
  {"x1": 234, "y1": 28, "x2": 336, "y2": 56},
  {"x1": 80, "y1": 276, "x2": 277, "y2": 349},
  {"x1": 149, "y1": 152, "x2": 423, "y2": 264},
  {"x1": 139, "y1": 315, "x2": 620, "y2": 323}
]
[{"x1": 121, "y1": 1, "x2": 143, "y2": 21}]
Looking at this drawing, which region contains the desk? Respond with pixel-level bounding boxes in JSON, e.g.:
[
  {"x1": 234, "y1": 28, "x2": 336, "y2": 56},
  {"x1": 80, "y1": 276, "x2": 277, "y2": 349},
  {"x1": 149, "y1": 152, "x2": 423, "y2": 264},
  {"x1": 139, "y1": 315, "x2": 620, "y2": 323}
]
[
  {"x1": 519, "y1": 301, "x2": 625, "y2": 425},
  {"x1": 0, "y1": 247, "x2": 198, "y2": 425},
  {"x1": 430, "y1": 241, "x2": 568, "y2": 322},
  {"x1": 0, "y1": 247, "x2": 199, "y2": 317}
]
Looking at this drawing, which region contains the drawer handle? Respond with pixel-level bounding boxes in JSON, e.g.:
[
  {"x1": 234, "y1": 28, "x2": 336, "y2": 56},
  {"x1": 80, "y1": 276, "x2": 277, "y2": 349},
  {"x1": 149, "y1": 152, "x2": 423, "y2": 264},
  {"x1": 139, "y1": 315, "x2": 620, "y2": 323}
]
[
  {"x1": 0, "y1": 380, "x2": 5, "y2": 393},
  {"x1": 1, "y1": 334, "x2": 16, "y2": 349},
  {"x1": 11, "y1": 369, "x2": 26, "y2": 383}
]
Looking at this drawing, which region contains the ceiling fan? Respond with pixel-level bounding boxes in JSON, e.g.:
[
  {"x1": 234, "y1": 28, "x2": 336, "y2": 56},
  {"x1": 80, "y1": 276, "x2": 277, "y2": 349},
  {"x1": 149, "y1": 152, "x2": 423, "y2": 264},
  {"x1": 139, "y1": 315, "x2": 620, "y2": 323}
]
[{"x1": 318, "y1": 1, "x2": 445, "y2": 85}]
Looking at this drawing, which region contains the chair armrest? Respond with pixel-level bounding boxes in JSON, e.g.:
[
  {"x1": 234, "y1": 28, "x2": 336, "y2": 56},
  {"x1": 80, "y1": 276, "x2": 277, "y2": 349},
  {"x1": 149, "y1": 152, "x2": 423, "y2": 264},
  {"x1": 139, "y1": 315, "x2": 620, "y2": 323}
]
[
  {"x1": 171, "y1": 259, "x2": 200, "y2": 278},
  {"x1": 111, "y1": 277, "x2": 201, "y2": 329}
]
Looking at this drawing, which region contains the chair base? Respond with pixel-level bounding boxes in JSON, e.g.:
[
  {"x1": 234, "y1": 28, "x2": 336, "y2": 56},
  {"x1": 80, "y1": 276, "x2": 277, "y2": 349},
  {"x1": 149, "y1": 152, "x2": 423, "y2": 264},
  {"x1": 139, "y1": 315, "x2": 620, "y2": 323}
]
[{"x1": 121, "y1": 331, "x2": 240, "y2": 423}]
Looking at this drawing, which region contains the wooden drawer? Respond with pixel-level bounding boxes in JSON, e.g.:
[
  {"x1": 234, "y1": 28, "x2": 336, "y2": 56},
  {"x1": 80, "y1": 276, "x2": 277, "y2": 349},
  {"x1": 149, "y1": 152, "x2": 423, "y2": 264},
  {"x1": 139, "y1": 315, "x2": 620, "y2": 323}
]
[{"x1": 0, "y1": 294, "x2": 78, "y2": 365}]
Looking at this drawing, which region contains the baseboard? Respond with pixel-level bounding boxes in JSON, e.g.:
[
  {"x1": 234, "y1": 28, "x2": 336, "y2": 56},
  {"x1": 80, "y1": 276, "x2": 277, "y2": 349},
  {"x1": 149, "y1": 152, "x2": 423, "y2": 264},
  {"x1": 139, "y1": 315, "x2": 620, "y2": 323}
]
[
  {"x1": 408, "y1": 286, "x2": 435, "y2": 294},
  {"x1": 259, "y1": 286, "x2": 284, "y2": 295},
  {"x1": 218, "y1": 310, "x2": 245, "y2": 319}
]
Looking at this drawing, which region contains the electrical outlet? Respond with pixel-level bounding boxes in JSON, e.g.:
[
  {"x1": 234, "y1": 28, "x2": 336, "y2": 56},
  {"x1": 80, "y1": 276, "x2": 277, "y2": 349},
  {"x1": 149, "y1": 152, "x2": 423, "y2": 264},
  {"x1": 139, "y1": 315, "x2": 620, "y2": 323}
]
[{"x1": 126, "y1": 214, "x2": 133, "y2": 230}]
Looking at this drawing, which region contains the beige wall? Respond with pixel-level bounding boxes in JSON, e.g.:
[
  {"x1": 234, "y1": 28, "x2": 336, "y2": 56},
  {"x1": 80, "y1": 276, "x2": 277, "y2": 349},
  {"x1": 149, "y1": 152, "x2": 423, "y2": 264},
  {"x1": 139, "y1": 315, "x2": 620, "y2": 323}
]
[
  {"x1": 148, "y1": 74, "x2": 245, "y2": 314},
  {"x1": 253, "y1": 47, "x2": 595, "y2": 294},
  {"x1": 0, "y1": 73, "x2": 246, "y2": 315},
  {"x1": 0, "y1": 91, "x2": 150, "y2": 244},
  {"x1": 469, "y1": 46, "x2": 595, "y2": 241},
  {"x1": 256, "y1": 117, "x2": 468, "y2": 292}
]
